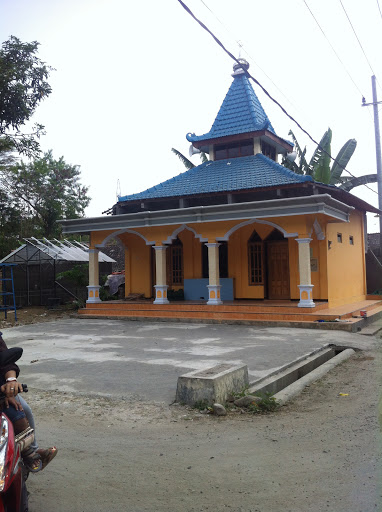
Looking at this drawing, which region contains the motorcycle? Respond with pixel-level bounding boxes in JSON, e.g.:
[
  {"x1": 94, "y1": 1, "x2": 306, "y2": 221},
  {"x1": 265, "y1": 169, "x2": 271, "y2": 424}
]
[{"x1": 0, "y1": 347, "x2": 33, "y2": 512}]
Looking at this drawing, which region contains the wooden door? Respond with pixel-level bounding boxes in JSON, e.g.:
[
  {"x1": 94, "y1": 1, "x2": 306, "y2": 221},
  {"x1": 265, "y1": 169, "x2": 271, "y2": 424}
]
[{"x1": 267, "y1": 241, "x2": 290, "y2": 300}]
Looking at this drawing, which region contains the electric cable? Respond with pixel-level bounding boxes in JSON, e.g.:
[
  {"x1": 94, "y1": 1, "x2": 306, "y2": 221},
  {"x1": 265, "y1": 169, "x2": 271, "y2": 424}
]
[
  {"x1": 198, "y1": 0, "x2": 302, "y2": 116},
  {"x1": 377, "y1": 0, "x2": 382, "y2": 20},
  {"x1": 177, "y1": 0, "x2": 378, "y2": 195},
  {"x1": 339, "y1": 0, "x2": 377, "y2": 78},
  {"x1": 303, "y1": 0, "x2": 364, "y2": 98}
]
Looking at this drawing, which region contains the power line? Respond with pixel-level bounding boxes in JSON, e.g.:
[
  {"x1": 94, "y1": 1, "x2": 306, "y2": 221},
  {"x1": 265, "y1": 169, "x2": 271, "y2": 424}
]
[
  {"x1": 303, "y1": 0, "x2": 364, "y2": 98},
  {"x1": 177, "y1": 0, "x2": 378, "y2": 196},
  {"x1": 339, "y1": 0, "x2": 377, "y2": 77},
  {"x1": 198, "y1": 0, "x2": 302, "y2": 116},
  {"x1": 376, "y1": 0, "x2": 382, "y2": 21}
]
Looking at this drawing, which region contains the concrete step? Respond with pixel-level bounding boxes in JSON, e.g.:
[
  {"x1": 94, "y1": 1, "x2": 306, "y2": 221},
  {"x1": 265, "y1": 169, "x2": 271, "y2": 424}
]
[{"x1": 78, "y1": 306, "x2": 340, "y2": 322}]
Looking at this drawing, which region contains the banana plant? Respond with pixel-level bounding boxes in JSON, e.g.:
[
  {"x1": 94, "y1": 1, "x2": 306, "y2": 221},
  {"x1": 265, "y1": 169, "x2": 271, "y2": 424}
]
[{"x1": 282, "y1": 128, "x2": 360, "y2": 187}]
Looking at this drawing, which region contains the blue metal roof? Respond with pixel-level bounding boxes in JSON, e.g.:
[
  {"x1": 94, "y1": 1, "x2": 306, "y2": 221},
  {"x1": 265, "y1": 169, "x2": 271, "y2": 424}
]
[
  {"x1": 187, "y1": 73, "x2": 276, "y2": 143},
  {"x1": 118, "y1": 154, "x2": 313, "y2": 203}
]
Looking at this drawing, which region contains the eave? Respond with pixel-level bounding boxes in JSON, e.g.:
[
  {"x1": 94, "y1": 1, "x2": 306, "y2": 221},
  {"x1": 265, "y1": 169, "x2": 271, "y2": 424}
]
[
  {"x1": 192, "y1": 130, "x2": 293, "y2": 154},
  {"x1": 61, "y1": 194, "x2": 354, "y2": 235}
]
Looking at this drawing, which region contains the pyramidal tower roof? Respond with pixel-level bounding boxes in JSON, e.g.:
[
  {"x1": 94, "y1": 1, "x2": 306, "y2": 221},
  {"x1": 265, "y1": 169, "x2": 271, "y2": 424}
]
[{"x1": 186, "y1": 59, "x2": 287, "y2": 147}]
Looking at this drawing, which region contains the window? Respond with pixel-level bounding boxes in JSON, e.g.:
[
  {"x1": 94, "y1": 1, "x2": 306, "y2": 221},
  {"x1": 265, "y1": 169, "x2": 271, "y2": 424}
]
[
  {"x1": 248, "y1": 230, "x2": 264, "y2": 285},
  {"x1": 214, "y1": 140, "x2": 254, "y2": 160},
  {"x1": 261, "y1": 141, "x2": 276, "y2": 161},
  {"x1": 337, "y1": 233, "x2": 342, "y2": 243},
  {"x1": 349, "y1": 235, "x2": 354, "y2": 245},
  {"x1": 169, "y1": 238, "x2": 183, "y2": 286}
]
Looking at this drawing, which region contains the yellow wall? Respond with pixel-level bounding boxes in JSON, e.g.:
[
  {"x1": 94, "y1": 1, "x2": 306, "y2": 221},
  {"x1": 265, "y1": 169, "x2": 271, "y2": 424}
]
[
  {"x1": 118, "y1": 232, "x2": 152, "y2": 298},
  {"x1": 326, "y1": 211, "x2": 366, "y2": 307},
  {"x1": 229, "y1": 222, "x2": 272, "y2": 298},
  {"x1": 89, "y1": 211, "x2": 366, "y2": 306}
]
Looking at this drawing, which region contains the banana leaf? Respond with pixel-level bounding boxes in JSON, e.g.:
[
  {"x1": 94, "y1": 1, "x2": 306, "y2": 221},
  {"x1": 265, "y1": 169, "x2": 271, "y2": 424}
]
[
  {"x1": 330, "y1": 139, "x2": 357, "y2": 184},
  {"x1": 288, "y1": 130, "x2": 309, "y2": 174},
  {"x1": 339, "y1": 173, "x2": 377, "y2": 192},
  {"x1": 308, "y1": 128, "x2": 332, "y2": 178}
]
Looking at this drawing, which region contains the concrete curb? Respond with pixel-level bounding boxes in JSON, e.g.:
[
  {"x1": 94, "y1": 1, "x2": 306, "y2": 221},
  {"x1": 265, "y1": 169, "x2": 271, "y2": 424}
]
[{"x1": 274, "y1": 348, "x2": 355, "y2": 405}]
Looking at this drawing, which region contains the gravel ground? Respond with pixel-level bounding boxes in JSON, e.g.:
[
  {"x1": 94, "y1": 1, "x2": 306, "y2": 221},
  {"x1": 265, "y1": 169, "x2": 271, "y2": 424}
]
[{"x1": 25, "y1": 343, "x2": 381, "y2": 512}]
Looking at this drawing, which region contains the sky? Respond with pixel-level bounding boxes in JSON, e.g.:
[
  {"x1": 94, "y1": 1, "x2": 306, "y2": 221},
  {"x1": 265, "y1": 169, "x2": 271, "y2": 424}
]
[{"x1": 2, "y1": 0, "x2": 382, "y2": 232}]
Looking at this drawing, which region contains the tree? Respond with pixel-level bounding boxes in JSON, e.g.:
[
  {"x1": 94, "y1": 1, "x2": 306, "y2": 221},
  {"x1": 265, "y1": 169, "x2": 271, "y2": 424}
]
[
  {"x1": 0, "y1": 36, "x2": 53, "y2": 156},
  {"x1": 171, "y1": 147, "x2": 208, "y2": 169},
  {"x1": 0, "y1": 150, "x2": 90, "y2": 241},
  {"x1": 282, "y1": 128, "x2": 359, "y2": 185}
]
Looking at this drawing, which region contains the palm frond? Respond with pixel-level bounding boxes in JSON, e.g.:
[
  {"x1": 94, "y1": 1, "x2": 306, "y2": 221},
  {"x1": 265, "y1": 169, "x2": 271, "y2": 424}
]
[
  {"x1": 171, "y1": 148, "x2": 195, "y2": 170},
  {"x1": 200, "y1": 152, "x2": 208, "y2": 163},
  {"x1": 288, "y1": 130, "x2": 309, "y2": 173}
]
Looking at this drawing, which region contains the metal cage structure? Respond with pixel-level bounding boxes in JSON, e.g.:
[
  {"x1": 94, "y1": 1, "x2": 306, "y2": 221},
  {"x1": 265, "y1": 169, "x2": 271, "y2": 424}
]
[{"x1": 0, "y1": 239, "x2": 115, "y2": 307}]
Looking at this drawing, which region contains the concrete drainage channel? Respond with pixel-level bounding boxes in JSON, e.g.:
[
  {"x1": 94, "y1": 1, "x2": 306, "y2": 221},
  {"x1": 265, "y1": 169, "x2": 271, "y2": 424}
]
[
  {"x1": 249, "y1": 345, "x2": 355, "y2": 405},
  {"x1": 176, "y1": 344, "x2": 355, "y2": 407}
]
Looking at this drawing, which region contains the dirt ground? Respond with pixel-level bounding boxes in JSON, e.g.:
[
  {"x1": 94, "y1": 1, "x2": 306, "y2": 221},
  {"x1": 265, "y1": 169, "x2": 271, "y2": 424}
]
[
  {"x1": 0, "y1": 306, "x2": 73, "y2": 330},
  {"x1": 2, "y1": 309, "x2": 381, "y2": 512}
]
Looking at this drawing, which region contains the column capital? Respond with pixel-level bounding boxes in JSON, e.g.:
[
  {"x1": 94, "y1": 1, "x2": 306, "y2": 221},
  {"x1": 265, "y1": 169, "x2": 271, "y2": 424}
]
[
  {"x1": 205, "y1": 242, "x2": 221, "y2": 248},
  {"x1": 88, "y1": 247, "x2": 99, "y2": 253},
  {"x1": 153, "y1": 245, "x2": 168, "y2": 251},
  {"x1": 295, "y1": 237, "x2": 312, "y2": 244}
]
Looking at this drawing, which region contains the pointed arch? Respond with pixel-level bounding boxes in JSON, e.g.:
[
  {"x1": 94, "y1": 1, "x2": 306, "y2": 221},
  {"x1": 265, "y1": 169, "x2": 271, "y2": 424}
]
[
  {"x1": 95, "y1": 229, "x2": 156, "y2": 248},
  {"x1": 216, "y1": 219, "x2": 298, "y2": 241},
  {"x1": 162, "y1": 224, "x2": 208, "y2": 245}
]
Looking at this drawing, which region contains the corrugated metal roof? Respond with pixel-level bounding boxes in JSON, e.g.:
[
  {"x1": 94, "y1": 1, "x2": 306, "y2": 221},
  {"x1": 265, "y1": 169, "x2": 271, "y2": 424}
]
[
  {"x1": 0, "y1": 239, "x2": 115, "y2": 264},
  {"x1": 118, "y1": 154, "x2": 313, "y2": 202}
]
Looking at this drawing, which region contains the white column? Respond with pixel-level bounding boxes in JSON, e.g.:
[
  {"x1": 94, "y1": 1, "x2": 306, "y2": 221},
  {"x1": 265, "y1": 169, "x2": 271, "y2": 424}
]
[
  {"x1": 296, "y1": 238, "x2": 315, "y2": 308},
  {"x1": 87, "y1": 248, "x2": 101, "y2": 303},
  {"x1": 206, "y1": 243, "x2": 223, "y2": 305},
  {"x1": 153, "y1": 246, "x2": 169, "y2": 304}
]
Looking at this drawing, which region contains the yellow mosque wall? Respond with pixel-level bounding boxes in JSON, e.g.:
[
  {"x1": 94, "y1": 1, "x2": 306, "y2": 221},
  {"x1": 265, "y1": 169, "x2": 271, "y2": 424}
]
[
  {"x1": 326, "y1": 211, "x2": 366, "y2": 307},
  {"x1": 89, "y1": 210, "x2": 366, "y2": 305}
]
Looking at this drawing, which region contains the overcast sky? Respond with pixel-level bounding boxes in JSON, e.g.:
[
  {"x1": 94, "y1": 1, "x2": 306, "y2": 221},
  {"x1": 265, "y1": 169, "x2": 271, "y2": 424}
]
[{"x1": 2, "y1": 0, "x2": 382, "y2": 231}]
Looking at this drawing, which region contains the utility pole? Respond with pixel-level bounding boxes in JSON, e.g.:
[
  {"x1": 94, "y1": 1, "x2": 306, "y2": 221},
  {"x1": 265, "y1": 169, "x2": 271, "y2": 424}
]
[{"x1": 362, "y1": 75, "x2": 382, "y2": 255}]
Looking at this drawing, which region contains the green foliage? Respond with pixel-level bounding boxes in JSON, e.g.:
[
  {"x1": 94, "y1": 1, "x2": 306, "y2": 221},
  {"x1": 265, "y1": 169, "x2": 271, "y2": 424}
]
[
  {"x1": 0, "y1": 150, "x2": 90, "y2": 241},
  {"x1": 230, "y1": 389, "x2": 280, "y2": 414},
  {"x1": 167, "y1": 288, "x2": 184, "y2": 301},
  {"x1": 193, "y1": 399, "x2": 210, "y2": 411},
  {"x1": 0, "y1": 36, "x2": 53, "y2": 157},
  {"x1": 247, "y1": 392, "x2": 280, "y2": 414},
  {"x1": 171, "y1": 147, "x2": 208, "y2": 170},
  {"x1": 282, "y1": 128, "x2": 360, "y2": 187},
  {"x1": 57, "y1": 264, "x2": 89, "y2": 288}
]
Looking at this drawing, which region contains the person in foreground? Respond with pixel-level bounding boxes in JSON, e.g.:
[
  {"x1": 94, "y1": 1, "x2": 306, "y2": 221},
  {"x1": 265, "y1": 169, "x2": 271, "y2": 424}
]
[{"x1": 0, "y1": 331, "x2": 57, "y2": 472}]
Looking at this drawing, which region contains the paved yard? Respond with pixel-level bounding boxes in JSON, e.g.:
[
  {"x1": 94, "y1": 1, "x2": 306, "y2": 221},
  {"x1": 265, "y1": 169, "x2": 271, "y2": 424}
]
[{"x1": 1, "y1": 319, "x2": 372, "y2": 403}]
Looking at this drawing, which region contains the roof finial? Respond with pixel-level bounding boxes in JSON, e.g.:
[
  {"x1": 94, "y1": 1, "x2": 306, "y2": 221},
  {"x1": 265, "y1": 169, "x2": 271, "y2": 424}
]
[
  {"x1": 232, "y1": 58, "x2": 249, "y2": 77},
  {"x1": 237, "y1": 40, "x2": 243, "y2": 58}
]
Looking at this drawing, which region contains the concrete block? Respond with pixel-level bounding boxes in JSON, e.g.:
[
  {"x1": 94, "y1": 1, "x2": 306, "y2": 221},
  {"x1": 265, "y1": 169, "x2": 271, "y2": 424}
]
[{"x1": 175, "y1": 363, "x2": 248, "y2": 406}]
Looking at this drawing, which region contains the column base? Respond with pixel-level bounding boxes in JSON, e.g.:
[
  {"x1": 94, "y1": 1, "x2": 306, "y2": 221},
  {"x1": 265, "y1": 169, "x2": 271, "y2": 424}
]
[
  {"x1": 298, "y1": 285, "x2": 315, "y2": 308},
  {"x1": 86, "y1": 285, "x2": 101, "y2": 303},
  {"x1": 154, "y1": 285, "x2": 170, "y2": 304},
  {"x1": 207, "y1": 285, "x2": 223, "y2": 305}
]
